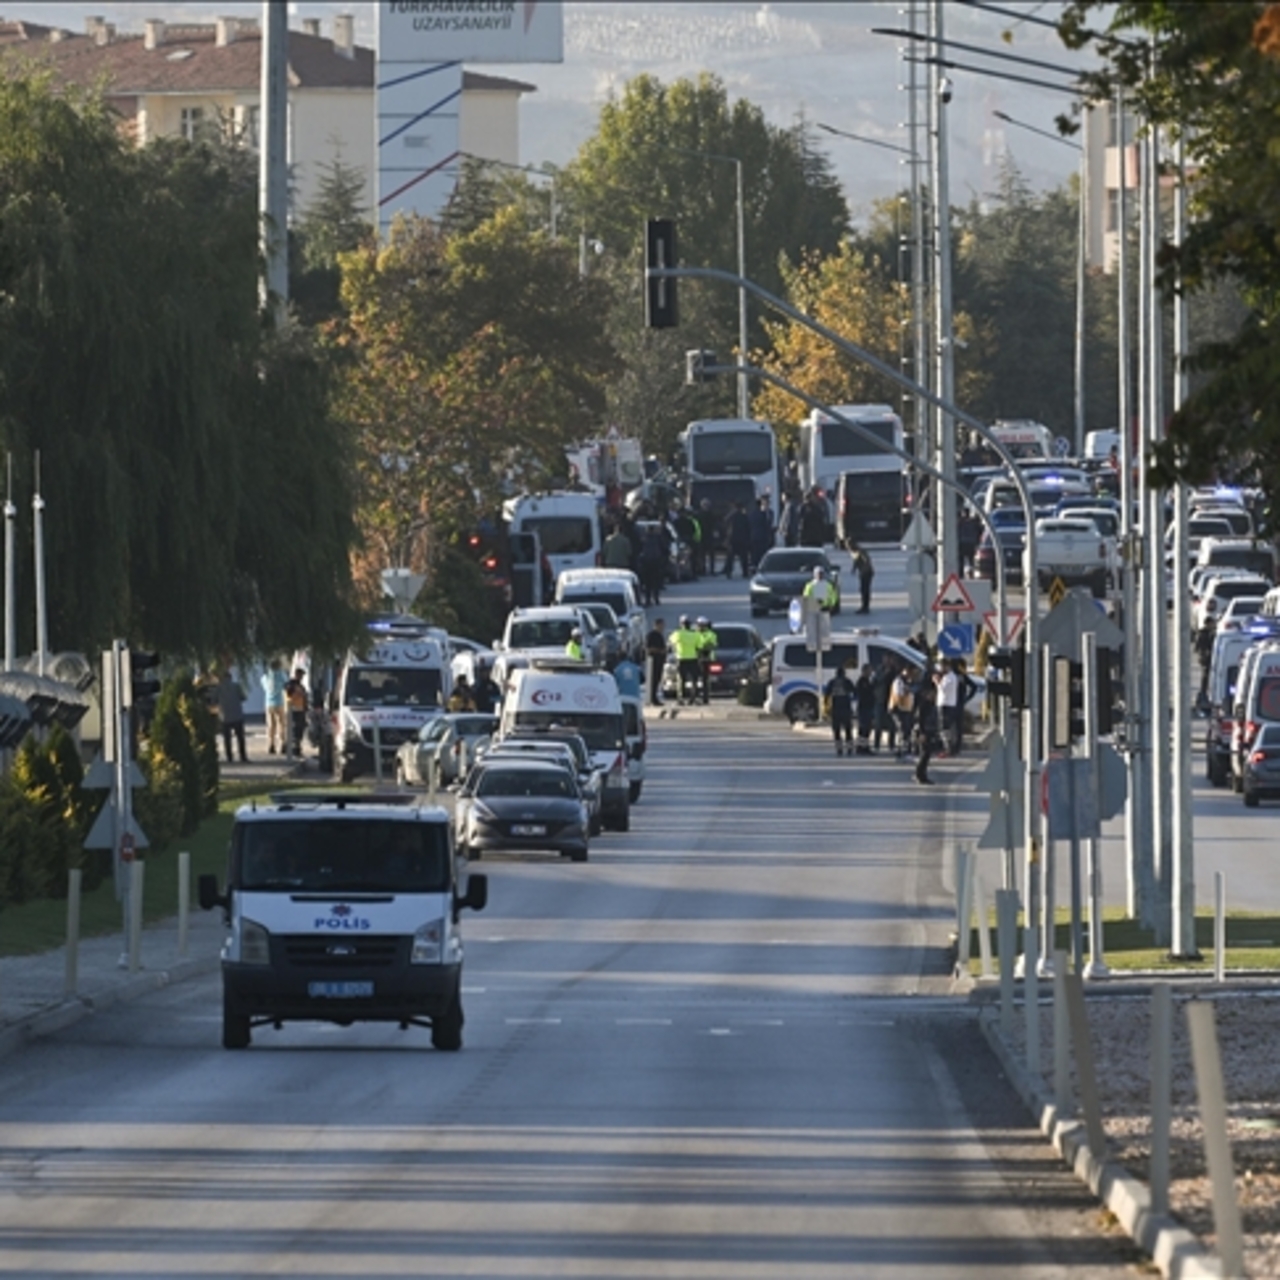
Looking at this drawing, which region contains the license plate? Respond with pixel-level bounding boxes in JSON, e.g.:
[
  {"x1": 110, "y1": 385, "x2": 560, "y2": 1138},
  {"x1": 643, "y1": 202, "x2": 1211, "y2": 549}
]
[
  {"x1": 511, "y1": 824, "x2": 546, "y2": 836},
  {"x1": 308, "y1": 981, "x2": 373, "y2": 999}
]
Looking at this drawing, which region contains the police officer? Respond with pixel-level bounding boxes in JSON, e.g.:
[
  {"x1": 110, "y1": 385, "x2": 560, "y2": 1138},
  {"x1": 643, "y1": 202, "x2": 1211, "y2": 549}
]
[
  {"x1": 802, "y1": 565, "x2": 837, "y2": 611},
  {"x1": 670, "y1": 615, "x2": 702, "y2": 704},
  {"x1": 565, "y1": 627, "x2": 585, "y2": 661},
  {"x1": 695, "y1": 616, "x2": 718, "y2": 705},
  {"x1": 645, "y1": 617, "x2": 668, "y2": 707}
]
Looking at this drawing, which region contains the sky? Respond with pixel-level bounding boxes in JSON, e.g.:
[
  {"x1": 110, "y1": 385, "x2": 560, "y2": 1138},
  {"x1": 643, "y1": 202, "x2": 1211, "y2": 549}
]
[{"x1": 17, "y1": 2, "x2": 1094, "y2": 223}]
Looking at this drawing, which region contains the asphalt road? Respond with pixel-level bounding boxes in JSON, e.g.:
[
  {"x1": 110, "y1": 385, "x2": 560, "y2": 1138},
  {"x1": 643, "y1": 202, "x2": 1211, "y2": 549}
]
[{"x1": 0, "y1": 555, "x2": 1148, "y2": 1278}]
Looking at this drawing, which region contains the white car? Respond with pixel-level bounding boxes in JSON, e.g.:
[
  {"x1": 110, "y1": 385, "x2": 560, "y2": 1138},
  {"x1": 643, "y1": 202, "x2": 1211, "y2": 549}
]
[{"x1": 495, "y1": 605, "x2": 604, "y2": 667}]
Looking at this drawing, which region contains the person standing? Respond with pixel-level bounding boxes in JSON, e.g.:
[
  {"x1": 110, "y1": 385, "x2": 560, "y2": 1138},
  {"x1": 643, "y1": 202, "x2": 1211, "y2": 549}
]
[
  {"x1": 602, "y1": 522, "x2": 632, "y2": 570},
  {"x1": 285, "y1": 667, "x2": 309, "y2": 759},
  {"x1": 951, "y1": 658, "x2": 977, "y2": 756},
  {"x1": 645, "y1": 618, "x2": 667, "y2": 707},
  {"x1": 889, "y1": 665, "x2": 917, "y2": 761},
  {"x1": 854, "y1": 662, "x2": 877, "y2": 755},
  {"x1": 639, "y1": 524, "x2": 666, "y2": 606},
  {"x1": 564, "y1": 628, "x2": 585, "y2": 661},
  {"x1": 748, "y1": 496, "x2": 775, "y2": 570},
  {"x1": 725, "y1": 503, "x2": 752, "y2": 579},
  {"x1": 695, "y1": 617, "x2": 718, "y2": 705},
  {"x1": 914, "y1": 678, "x2": 939, "y2": 784},
  {"x1": 803, "y1": 565, "x2": 837, "y2": 611},
  {"x1": 472, "y1": 664, "x2": 501, "y2": 715},
  {"x1": 260, "y1": 658, "x2": 286, "y2": 755},
  {"x1": 698, "y1": 499, "x2": 720, "y2": 576},
  {"x1": 780, "y1": 492, "x2": 801, "y2": 547},
  {"x1": 872, "y1": 656, "x2": 897, "y2": 755},
  {"x1": 853, "y1": 546, "x2": 875, "y2": 614},
  {"x1": 799, "y1": 490, "x2": 828, "y2": 546},
  {"x1": 216, "y1": 667, "x2": 248, "y2": 764},
  {"x1": 937, "y1": 661, "x2": 959, "y2": 759},
  {"x1": 448, "y1": 675, "x2": 476, "y2": 713},
  {"x1": 671, "y1": 615, "x2": 702, "y2": 705},
  {"x1": 825, "y1": 663, "x2": 856, "y2": 756}
]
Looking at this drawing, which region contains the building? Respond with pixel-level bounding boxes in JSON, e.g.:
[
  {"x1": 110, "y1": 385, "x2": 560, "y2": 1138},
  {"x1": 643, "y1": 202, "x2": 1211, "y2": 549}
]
[{"x1": 0, "y1": 13, "x2": 535, "y2": 218}]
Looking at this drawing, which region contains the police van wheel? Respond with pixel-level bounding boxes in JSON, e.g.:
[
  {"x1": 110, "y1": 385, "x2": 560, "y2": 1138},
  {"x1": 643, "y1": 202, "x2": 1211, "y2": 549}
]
[
  {"x1": 432, "y1": 992, "x2": 464, "y2": 1051},
  {"x1": 786, "y1": 692, "x2": 819, "y2": 724},
  {"x1": 629, "y1": 781, "x2": 643, "y2": 803},
  {"x1": 569, "y1": 845, "x2": 589, "y2": 863},
  {"x1": 222, "y1": 996, "x2": 251, "y2": 1051}
]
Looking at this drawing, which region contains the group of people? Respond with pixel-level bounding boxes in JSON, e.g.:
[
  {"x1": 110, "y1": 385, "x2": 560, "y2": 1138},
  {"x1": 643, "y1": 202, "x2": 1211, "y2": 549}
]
[
  {"x1": 445, "y1": 666, "x2": 502, "y2": 714},
  {"x1": 823, "y1": 654, "x2": 977, "y2": 784},
  {"x1": 204, "y1": 659, "x2": 310, "y2": 764},
  {"x1": 643, "y1": 615, "x2": 717, "y2": 706}
]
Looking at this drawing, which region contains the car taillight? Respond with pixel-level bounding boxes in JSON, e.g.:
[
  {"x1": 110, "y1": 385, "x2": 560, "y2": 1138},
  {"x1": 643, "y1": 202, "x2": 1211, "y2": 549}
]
[
  {"x1": 611, "y1": 752, "x2": 625, "y2": 778},
  {"x1": 709, "y1": 662, "x2": 723, "y2": 674}
]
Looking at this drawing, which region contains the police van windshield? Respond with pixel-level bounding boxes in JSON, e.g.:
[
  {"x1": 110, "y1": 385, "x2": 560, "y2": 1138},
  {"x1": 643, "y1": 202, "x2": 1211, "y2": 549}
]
[
  {"x1": 562, "y1": 591, "x2": 629, "y2": 619},
  {"x1": 234, "y1": 818, "x2": 450, "y2": 892},
  {"x1": 344, "y1": 666, "x2": 441, "y2": 707},
  {"x1": 512, "y1": 711, "x2": 623, "y2": 753},
  {"x1": 509, "y1": 619, "x2": 577, "y2": 649},
  {"x1": 520, "y1": 517, "x2": 594, "y2": 555}
]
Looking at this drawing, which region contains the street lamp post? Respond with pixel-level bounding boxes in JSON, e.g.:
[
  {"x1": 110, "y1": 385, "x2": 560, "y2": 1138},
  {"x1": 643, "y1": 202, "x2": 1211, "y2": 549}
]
[{"x1": 669, "y1": 147, "x2": 749, "y2": 418}]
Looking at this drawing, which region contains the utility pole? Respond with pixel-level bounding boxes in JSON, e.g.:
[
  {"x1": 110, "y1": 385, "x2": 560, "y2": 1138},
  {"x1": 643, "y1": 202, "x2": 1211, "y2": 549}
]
[
  {"x1": 1074, "y1": 108, "x2": 1089, "y2": 456},
  {"x1": 905, "y1": 0, "x2": 930, "y2": 512},
  {"x1": 259, "y1": 0, "x2": 289, "y2": 325}
]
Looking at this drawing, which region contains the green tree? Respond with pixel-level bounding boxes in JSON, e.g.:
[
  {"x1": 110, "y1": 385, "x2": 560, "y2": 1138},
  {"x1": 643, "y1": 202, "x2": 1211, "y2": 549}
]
[{"x1": 293, "y1": 152, "x2": 372, "y2": 324}]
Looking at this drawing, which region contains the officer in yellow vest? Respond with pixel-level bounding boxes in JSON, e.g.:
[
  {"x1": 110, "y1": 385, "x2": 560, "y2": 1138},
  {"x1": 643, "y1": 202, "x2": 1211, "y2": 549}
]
[
  {"x1": 803, "y1": 565, "x2": 837, "y2": 611},
  {"x1": 565, "y1": 627, "x2": 585, "y2": 661},
  {"x1": 670, "y1": 614, "x2": 702, "y2": 704},
  {"x1": 695, "y1": 616, "x2": 718, "y2": 705}
]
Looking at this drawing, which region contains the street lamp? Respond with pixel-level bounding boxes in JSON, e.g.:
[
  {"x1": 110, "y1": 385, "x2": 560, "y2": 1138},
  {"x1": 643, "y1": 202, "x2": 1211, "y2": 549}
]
[
  {"x1": 992, "y1": 109, "x2": 1089, "y2": 457},
  {"x1": 668, "y1": 146, "x2": 749, "y2": 419},
  {"x1": 457, "y1": 151, "x2": 558, "y2": 240}
]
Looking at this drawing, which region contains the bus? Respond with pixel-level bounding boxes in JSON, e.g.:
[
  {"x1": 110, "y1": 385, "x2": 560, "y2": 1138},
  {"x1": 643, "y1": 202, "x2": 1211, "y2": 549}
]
[
  {"x1": 799, "y1": 405, "x2": 906, "y2": 542},
  {"x1": 679, "y1": 418, "x2": 780, "y2": 529}
]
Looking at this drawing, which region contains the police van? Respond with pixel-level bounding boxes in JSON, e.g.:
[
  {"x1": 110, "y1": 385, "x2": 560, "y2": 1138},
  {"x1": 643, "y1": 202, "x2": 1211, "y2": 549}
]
[
  {"x1": 198, "y1": 792, "x2": 487, "y2": 1051},
  {"x1": 498, "y1": 662, "x2": 631, "y2": 830},
  {"x1": 335, "y1": 633, "x2": 451, "y2": 783},
  {"x1": 1230, "y1": 640, "x2": 1280, "y2": 791}
]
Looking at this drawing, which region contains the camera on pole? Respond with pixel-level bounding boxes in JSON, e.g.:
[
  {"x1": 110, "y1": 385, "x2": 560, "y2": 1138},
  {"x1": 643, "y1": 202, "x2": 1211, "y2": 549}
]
[
  {"x1": 644, "y1": 219, "x2": 678, "y2": 329},
  {"x1": 685, "y1": 349, "x2": 718, "y2": 385}
]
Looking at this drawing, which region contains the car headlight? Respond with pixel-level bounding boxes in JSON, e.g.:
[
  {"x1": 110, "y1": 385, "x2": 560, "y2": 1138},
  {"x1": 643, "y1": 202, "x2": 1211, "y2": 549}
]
[
  {"x1": 470, "y1": 799, "x2": 498, "y2": 826},
  {"x1": 238, "y1": 917, "x2": 270, "y2": 966},
  {"x1": 411, "y1": 919, "x2": 445, "y2": 965}
]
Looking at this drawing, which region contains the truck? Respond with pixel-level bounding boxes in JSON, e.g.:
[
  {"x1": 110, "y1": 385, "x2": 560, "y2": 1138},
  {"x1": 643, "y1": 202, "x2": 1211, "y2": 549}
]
[{"x1": 1026, "y1": 516, "x2": 1112, "y2": 597}]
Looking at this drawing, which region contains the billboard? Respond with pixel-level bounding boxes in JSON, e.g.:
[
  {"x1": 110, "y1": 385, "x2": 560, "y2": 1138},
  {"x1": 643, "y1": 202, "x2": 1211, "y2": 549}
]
[{"x1": 379, "y1": 1, "x2": 564, "y2": 65}]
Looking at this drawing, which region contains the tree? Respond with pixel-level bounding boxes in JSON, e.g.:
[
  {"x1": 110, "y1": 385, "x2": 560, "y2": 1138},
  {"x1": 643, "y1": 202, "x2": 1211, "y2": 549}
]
[
  {"x1": 292, "y1": 152, "x2": 372, "y2": 324},
  {"x1": 1061, "y1": 1, "x2": 1280, "y2": 491}
]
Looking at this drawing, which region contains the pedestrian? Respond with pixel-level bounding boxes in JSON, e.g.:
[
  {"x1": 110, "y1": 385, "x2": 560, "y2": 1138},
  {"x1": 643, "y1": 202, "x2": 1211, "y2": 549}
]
[
  {"x1": 725, "y1": 503, "x2": 752, "y2": 579},
  {"x1": 564, "y1": 628, "x2": 585, "y2": 661},
  {"x1": 854, "y1": 662, "x2": 876, "y2": 755},
  {"x1": 803, "y1": 564, "x2": 837, "y2": 611},
  {"x1": 799, "y1": 489, "x2": 828, "y2": 546},
  {"x1": 748, "y1": 496, "x2": 775, "y2": 570},
  {"x1": 639, "y1": 524, "x2": 666, "y2": 606},
  {"x1": 953, "y1": 659, "x2": 977, "y2": 755},
  {"x1": 872, "y1": 656, "x2": 897, "y2": 755},
  {"x1": 914, "y1": 678, "x2": 939, "y2": 784},
  {"x1": 852, "y1": 545, "x2": 875, "y2": 613},
  {"x1": 958, "y1": 509, "x2": 981, "y2": 576},
  {"x1": 448, "y1": 675, "x2": 476, "y2": 712},
  {"x1": 698, "y1": 499, "x2": 720, "y2": 575},
  {"x1": 670, "y1": 615, "x2": 702, "y2": 704},
  {"x1": 645, "y1": 618, "x2": 667, "y2": 706},
  {"x1": 472, "y1": 664, "x2": 501, "y2": 715},
  {"x1": 285, "y1": 667, "x2": 309, "y2": 759},
  {"x1": 889, "y1": 665, "x2": 917, "y2": 760},
  {"x1": 602, "y1": 522, "x2": 632, "y2": 569},
  {"x1": 695, "y1": 617, "x2": 718, "y2": 705},
  {"x1": 936, "y1": 660, "x2": 959, "y2": 759},
  {"x1": 613, "y1": 654, "x2": 642, "y2": 699},
  {"x1": 825, "y1": 662, "x2": 856, "y2": 756},
  {"x1": 260, "y1": 657, "x2": 286, "y2": 755},
  {"x1": 780, "y1": 492, "x2": 802, "y2": 547},
  {"x1": 216, "y1": 667, "x2": 248, "y2": 764},
  {"x1": 1196, "y1": 616, "x2": 1216, "y2": 702}
]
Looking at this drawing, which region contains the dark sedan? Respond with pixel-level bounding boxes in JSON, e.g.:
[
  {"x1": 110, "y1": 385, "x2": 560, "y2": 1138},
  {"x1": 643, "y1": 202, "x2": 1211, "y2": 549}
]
[
  {"x1": 973, "y1": 525, "x2": 1026, "y2": 587},
  {"x1": 455, "y1": 760, "x2": 590, "y2": 861},
  {"x1": 663, "y1": 622, "x2": 765, "y2": 698},
  {"x1": 1243, "y1": 722, "x2": 1280, "y2": 807},
  {"x1": 750, "y1": 548, "x2": 841, "y2": 617}
]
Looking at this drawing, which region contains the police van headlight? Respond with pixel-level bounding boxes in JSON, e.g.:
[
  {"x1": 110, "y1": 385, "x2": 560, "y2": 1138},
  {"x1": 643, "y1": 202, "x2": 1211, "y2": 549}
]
[
  {"x1": 238, "y1": 918, "x2": 271, "y2": 966},
  {"x1": 411, "y1": 920, "x2": 445, "y2": 965}
]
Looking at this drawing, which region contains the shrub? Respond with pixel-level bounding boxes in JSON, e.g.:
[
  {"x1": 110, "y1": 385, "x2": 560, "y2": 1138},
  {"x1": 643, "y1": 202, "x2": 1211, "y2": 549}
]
[{"x1": 147, "y1": 672, "x2": 218, "y2": 834}]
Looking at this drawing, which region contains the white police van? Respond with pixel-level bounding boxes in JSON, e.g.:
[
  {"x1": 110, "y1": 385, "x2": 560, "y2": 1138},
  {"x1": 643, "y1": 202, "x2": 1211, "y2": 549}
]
[
  {"x1": 199, "y1": 791, "x2": 487, "y2": 1050},
  {"x1": 336, "y1": 633, "x2": 451, "y2": 782}
]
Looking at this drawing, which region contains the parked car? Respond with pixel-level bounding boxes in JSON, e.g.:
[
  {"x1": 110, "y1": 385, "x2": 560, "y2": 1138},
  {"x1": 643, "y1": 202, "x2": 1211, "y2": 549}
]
[
  {"x1": 454, "y1": 758, "x2": 590, "y2": 862},
  {"x1": 662, "y1": 622, "x2": 765, "y2": 698},
  {"x1": 972, "y1": 511, "x2": 1026, "y2": 586},
  {"x1": 750, "y1": 547, "x2": 841, "y2": 617},
  {"x1": 1243, "y1": 722, "x2": 1280, "y2": 806},
  {"x1": 395, "y1": 713, "x2": 498, "y2": 788}
]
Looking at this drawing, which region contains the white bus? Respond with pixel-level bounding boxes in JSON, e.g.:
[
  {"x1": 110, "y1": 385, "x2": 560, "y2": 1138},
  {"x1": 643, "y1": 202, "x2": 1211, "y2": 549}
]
[
  {"x1": 799, "y1": 405, "x2": 906, "y2": 542},
  {"x1": 679, "y1": 418, "x2": 779, "y2": 527}
]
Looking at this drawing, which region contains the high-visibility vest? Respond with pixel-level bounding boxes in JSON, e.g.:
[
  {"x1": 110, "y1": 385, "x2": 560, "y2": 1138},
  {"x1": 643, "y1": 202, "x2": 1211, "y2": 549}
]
[
  {"x1": 697, "y1": 628, "x2": 718, "y2": 657},
  {"x1": 671, "y1": 627, "x2": 701, "y2": 660},
  {"x1": 804, "y1": 578, "x2": 836, "y2": 609},
  {"x1": 565, "y1": 639, "x2": 584, "y2": 660}
]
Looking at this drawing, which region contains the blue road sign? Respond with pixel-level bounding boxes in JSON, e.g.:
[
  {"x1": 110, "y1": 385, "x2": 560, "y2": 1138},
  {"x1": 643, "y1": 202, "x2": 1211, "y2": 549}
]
[
  {"x1": 938, "y1": 623, "x2": 975, "y2": 657},
  {"x1": 788, "y1": 598, "x2": 803, "y2": 634}
]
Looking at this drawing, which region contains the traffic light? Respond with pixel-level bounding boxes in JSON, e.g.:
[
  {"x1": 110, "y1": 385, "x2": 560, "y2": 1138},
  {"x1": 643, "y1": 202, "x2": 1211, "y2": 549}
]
[
  {"x1": 986, "y1": 646, "x2": 1026, "y2": 709},
  {"x1": 644, "y1": 219, "x2": 678, "y2": 329},
  {"x1": 1096, "y1": 645, "x2": 1122, "y2": 736},
  {"x1": 124, "y1": 648, "x2": 161, "y2": 712}
]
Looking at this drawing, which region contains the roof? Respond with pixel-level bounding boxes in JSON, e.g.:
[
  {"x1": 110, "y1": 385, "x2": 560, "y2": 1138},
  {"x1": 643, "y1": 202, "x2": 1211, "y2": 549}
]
[{"x1": 0, "y1": 22, "x2": 536, "y2": 96}]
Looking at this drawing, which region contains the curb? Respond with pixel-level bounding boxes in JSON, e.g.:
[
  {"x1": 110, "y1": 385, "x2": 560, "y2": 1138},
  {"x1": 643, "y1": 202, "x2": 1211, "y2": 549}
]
[
  {"x1": 978, "y1": 1008, "x2": 1221, "y2": 1279},
  {"x1": 0, "y1": 952, "x2": 220, "y2": 1063}
]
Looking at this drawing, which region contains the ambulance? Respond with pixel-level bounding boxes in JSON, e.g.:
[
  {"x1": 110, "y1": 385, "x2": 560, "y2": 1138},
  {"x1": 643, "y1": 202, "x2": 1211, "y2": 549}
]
[
  {"x1": 198, "y1": 792, "x2": 487, "y2": 1050},
  {"x1": 335, "y1": 632, "x2": 451, "y2": 783}
]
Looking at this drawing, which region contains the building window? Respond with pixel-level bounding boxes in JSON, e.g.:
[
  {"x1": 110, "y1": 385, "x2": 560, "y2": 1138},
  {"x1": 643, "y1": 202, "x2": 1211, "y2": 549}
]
[
  {"x1": 180, "y1": 106, "x2": 204, "y2": 141},
  {"x1": 1106, "y1": 189, "x2": 1139, "y2": 235},
  {"x1": 240, "y1": 104, "x2": 260, "y2": 150}
]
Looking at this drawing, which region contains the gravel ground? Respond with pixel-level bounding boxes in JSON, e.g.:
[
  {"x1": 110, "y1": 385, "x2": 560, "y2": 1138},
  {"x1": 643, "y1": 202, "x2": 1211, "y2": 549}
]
[{"x1": 1002, "y1": 986, "x2": 1280, "y2": 1279}]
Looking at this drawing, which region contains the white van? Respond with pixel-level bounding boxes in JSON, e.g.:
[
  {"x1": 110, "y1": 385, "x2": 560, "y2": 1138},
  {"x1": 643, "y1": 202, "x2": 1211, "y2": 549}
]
[
  {"x1": 198, "y1": 792, "x2": 488, "y2": 1051},
  {"x1": 335, "y1": 635, "x2": 451, "y2": 783},
  {"x1": 1230, "y1": 641, "x2": 1280, "y2": 789},
  {"x1": 499, "y1": 663, "x2": 631, "y2": 830},
  {"x1": 555, "y1": 568, "x2": 646, "y2": 662},
  {"x1": 503, "y1": 492, "x2": 602, "y2": 584}
]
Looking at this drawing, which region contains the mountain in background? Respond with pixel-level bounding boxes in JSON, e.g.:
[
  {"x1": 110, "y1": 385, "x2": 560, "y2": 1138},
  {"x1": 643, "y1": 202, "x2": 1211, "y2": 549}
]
[{"x1": 14, "y1": 1, "x2": 1090, "y2": 221}]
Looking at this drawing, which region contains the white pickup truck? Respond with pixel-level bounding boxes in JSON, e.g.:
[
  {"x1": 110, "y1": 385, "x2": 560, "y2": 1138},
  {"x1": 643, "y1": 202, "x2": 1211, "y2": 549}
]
[{"x1": 1026, "y1": 517, "x2": 1112, "y2": 597}]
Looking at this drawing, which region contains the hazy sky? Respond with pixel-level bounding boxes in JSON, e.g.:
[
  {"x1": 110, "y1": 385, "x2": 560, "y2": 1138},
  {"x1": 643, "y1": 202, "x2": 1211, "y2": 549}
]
[{"x1": 21, "y1": 2, "x2": 1092, "y2": 222}]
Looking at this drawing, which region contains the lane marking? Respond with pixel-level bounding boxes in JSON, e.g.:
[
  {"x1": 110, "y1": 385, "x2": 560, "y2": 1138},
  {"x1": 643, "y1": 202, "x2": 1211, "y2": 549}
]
[
  {"x1": 616, "y1": 1017, "x2": 673, "y2": 1026},
  {"x1": 504, "y1": 1017, "x2": 562, "y2": 1025}
]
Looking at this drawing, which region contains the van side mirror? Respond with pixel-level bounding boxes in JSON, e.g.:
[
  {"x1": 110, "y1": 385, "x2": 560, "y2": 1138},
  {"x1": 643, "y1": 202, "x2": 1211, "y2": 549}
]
[{"x1": 197, "y1": 873, "x2": 225, "y2": 912}]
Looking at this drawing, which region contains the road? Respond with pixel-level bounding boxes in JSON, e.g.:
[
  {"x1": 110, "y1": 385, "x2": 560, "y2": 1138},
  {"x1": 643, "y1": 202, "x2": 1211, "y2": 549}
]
[{"x1": 0, "y1": 554, "x2": 1147, "y2": 1277}]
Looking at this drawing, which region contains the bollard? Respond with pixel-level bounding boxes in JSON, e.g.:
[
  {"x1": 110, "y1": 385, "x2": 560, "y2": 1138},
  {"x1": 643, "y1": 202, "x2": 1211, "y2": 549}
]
[
  {"x1": 1185, "y1": 1000, "x2": 1245, "y2": 1279},
  {"x1": 973, "y1": 868, "x2": 993, "y2": 979},
  {"x1": 996, "y1": 889, "x2": 1018, "y2": 1038},
  {"x1": 128, "y1": 861, "x2": 145, "y2": 973},
  {"x1": 1150, "y1": 984, "x2": 1172, "y2": 1217},
  {"x1": 1052, "y1": 950, "x2": 1070, "y2": 1115},
  {"x1": 954, "y1": 847, "x2": 973, "y2": 976},
  {"x1": 65, "y1": 868, "x2": 82, "y2": 998},
  {"x1": 1025, "y1": 893, "x2": 1041, "y2": 1079},
  {"x1": 1214, "y1": 871, "x2": 1226, "y2": 984},
  {"x1": 1063, "y1": 966, "x2": 1107, "y2": 1160},
  {"x1": 177, "y1": 851, "x2": 190, "y2": 958}
]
